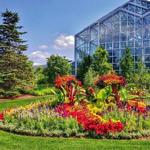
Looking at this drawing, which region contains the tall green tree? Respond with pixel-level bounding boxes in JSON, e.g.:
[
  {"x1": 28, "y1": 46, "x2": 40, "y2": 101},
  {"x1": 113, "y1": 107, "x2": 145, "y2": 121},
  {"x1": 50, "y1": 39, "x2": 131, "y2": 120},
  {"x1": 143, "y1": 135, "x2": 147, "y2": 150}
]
[
  {"x1": 0, "y1": 51, "x2": 34, "y2": 91},
  {"x1": 0, "y1": 9, "x2": 27, "y2": 54},
  {"x1": 120, "y1": 48, "x2": 134, "y2": 79},
  {"x1": 45, "y1": 55, "x2": 71, "y2": 84},
  {"x1": 0, "y1": 10, "x2": 34, "y2": 96},
  {"x1": 77, "y1": 55, "x2": 92, "y2": 82},
  {"x1": 91, "y1": 47, "x2": 112, "y2": 75}
]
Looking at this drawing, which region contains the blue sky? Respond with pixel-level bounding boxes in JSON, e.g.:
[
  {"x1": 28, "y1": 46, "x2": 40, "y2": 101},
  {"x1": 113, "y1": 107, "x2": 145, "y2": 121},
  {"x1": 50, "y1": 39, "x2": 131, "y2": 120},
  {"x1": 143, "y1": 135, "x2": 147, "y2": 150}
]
[{"x1": 0, "y1": 0, "x2": 127, "y2": 65}]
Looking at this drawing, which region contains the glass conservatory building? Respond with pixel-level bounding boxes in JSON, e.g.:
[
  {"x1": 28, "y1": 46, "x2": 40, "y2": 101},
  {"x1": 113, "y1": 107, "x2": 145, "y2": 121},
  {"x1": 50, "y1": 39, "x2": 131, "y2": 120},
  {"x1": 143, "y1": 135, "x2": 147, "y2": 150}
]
[{"x1": 75, "y1": 0, "x2": 150, "y2": 74}]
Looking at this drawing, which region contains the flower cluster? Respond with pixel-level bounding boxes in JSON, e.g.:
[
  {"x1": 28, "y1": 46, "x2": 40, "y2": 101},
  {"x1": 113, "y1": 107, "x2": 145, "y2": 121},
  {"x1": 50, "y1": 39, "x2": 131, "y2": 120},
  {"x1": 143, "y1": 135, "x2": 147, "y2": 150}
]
[
  {"x1": 55, "y1": 103, "x2": 124, "y2": 135},
  {"x1": 126, "y1": 100, "x2": 147, "y2": 114},
  {"x1": 4, "y1": 101, "x2": 53, "y2": 116},
  {"x1": 95, "y1": 73, "x2": 126, "y2": 87},
  {"x1": 0, "y1": 113, "x2": 4, "y2": 121}
]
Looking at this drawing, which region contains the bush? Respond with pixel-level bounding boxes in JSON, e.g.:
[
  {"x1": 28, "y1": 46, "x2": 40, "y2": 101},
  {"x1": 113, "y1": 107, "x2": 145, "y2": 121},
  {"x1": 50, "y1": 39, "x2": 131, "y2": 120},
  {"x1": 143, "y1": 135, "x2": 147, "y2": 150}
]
[
  {"x1": 21, "y1": 87, "x2": 56, "y2": 96},
  {"x1": 0, "y1": 90, "x2": 20, "y2": 98},
  {"x1": 84, "y1": 67, "x2": 98, "y2": 87}
]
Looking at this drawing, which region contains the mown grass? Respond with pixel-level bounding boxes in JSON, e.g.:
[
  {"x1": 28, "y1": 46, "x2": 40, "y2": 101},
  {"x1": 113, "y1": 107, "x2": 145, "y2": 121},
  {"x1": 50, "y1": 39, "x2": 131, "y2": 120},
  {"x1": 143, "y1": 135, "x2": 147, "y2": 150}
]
[
  {"x1": 0, "y1": 95, "x2": 150, "y2": 150},
  {"x1": 0, "y1": 95, "x2": 53, "y2": 111},
  {"x1": 0, "y1": 130, "x2": 150, "y2": 150}
]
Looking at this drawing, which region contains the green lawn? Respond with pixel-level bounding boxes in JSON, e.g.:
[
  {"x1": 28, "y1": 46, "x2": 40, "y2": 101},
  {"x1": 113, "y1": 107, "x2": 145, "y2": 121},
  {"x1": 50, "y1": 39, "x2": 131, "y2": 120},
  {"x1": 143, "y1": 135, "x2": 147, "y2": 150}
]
[
  {"x1": 0, "y1": 96, "x2": 150, "y2": 150},
  {"x1": 0, "y1": 95, "x2": 53, "y2": 111},
  {"x1": 0, "y1": 130, "x2": 150, "y2": 150}
]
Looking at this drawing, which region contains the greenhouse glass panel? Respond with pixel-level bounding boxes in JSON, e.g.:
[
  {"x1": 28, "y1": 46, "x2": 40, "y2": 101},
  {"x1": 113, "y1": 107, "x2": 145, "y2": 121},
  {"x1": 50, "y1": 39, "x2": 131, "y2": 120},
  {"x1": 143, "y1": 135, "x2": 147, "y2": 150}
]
[{"x1": 75, "y1": 0, "x2": 150, "y2": 74}]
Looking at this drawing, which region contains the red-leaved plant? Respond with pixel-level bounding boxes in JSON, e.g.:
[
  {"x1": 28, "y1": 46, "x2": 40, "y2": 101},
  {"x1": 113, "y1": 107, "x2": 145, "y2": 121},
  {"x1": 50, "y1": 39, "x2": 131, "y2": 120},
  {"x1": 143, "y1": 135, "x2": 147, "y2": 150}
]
[
  {"x1": 55, "y1": 75, "x2": 84, "y2": 104},
  {"x1": 95, "y1": 73, "x2": 126, "y2": 107}
]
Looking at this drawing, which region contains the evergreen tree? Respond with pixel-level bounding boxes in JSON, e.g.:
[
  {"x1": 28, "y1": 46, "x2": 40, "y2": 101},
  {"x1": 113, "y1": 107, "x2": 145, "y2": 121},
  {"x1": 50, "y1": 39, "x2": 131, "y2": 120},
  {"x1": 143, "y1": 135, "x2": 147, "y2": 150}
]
[
  {"x1": 77, "y1": 55, "x2": 93, "y2": 82},
  {"x1": 120, "y1": 48, "x2": 134, "y2": 79},
  {"x1": 0, "y1": 9, "x2": 27, "y2": 54},
  {"x1": 0, "y1": 10, "x2": 34, "y2": 97},
  {"x1": 0, "y1": 51, "x2": 34, "y2": 92},
  {"x1": 91, "y1": 47, "x2": 112, "y2": 75}
]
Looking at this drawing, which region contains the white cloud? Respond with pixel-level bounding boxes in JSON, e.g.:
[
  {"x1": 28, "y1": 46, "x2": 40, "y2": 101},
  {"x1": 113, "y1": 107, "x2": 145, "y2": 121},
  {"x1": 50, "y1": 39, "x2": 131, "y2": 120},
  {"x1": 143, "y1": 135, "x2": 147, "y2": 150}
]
[
  {"x1": 33, "y1": 62, "x2": 42, "y2": 66},
  {"x1": 29, "y1": 50, "x2": 50, "y2": 66},
  {"x1": 28, "y1": 34, "x2": 75, "y2": 65},
  {"x1": 53, "y1": 34, "x2": 74, "y2": 50},
  {"x1": 38, "y1": 44, "x2": 48, "y2": 50}
]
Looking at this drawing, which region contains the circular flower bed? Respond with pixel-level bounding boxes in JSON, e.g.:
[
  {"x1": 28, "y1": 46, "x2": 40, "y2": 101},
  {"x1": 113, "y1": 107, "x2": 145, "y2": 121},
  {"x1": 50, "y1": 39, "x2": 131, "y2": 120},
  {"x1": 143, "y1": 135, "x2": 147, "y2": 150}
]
[{"x1": 0, "y1": 74, "x2": 150, "y2": 139}]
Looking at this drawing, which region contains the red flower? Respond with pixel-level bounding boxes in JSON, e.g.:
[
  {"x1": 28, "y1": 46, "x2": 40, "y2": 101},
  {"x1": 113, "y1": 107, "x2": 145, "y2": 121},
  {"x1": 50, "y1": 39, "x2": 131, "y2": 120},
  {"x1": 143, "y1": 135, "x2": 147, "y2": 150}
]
[
  {"x1": 137, "y1": 106, "x2": 147, "y2": 114},
  {"x1": 126, "y1": 104, "x2": 132, "y2": 111},
  {"x1": 0, "y1": 113, "x2": 4, "y2": 121}
]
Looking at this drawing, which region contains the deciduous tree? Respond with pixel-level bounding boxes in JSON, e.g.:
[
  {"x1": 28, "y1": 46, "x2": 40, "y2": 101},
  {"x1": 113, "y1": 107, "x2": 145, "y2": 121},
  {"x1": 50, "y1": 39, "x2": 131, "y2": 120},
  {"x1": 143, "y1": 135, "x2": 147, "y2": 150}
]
[
  {"x1": 120, "y1": 48, "x2": 134, "y2": 79},
  {"x1": 45, "y1": 55, "x2": 71, "y2": 84},
  {"x1": 91, "y1": 47, "x2": 112, "y2": 75}
]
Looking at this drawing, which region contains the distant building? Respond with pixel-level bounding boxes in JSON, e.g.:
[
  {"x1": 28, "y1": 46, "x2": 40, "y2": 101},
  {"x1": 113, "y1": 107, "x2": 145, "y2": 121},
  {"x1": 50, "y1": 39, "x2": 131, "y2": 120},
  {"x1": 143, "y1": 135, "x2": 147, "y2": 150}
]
[{"x1": 75, "y1": 0, "x2": 150, "y2": 74}]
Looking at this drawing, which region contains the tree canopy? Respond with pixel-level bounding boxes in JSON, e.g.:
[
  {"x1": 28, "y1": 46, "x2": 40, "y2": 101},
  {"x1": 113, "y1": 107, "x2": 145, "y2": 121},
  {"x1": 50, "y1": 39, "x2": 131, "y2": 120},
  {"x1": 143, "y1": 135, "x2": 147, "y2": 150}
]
[
  {"x1": 120, "y1": 48, "x2": 134, "y2": 79},
  {"x1": 0, "y1": 9, "x2": 27, "y2": 54},
  {"x1": 45, "y1": 55, "x2": 72, "y2": 84},
  {"x1": 77, "y1": 55, "x2": 93, "y2": 82},
  {"x1": 91, "y1": 47, "x2": 112, "y2": 75}
]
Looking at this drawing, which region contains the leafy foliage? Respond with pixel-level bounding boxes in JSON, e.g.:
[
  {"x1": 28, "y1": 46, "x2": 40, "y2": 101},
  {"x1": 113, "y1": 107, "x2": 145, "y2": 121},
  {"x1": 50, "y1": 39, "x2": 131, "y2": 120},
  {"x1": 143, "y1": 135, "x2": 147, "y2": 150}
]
[
  {"x1": 0, "y1": 10, "x2": 35, "y2": 97},
  {"x1": 22, "y1": 87, "x2": 56, "y2": 96},
  {"x1": 132, "y1": 59, "x2": 150, "y2": 90},
  {"x1": 91, "y1": 47, "x2": 112, "y2": 76},
  {"x1": 77, "y1": 55, "x2": 93, "y2": 82},
  {"x1": 0, "y1": 9, "x2": 27, "y2": 54},
  {"x1": 45, "y1": 55, "x2": 71, "y2": 84},
  {"x1": 0, "y1": 51, "x2": 35, "y2": 97},
  {"x1": 84, "y1": 67, "x2": 98, "y2": 87},
  {"x1": 55, "y1": 75, "x2": 84, "y2": 103},
  {"x1": 34, "y1": 66, "x2": 48, "y2": 86},
  {"x1": 120, "y1": 48, "x2": 134, "y2": 80}
]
